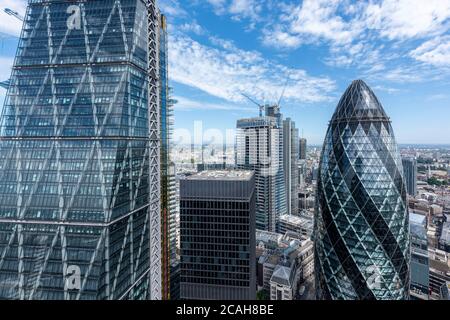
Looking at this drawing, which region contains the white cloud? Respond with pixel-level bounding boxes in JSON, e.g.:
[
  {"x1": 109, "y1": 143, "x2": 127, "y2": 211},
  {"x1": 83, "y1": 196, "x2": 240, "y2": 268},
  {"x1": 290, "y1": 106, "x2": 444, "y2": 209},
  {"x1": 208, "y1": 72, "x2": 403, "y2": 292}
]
[
  {"x1": 364, "y1": 0, "x2": 450, "y2": 40},
  {"x1": 289, "y1": 0, "x2": 360, "y2": 45},
  {"x1": 260, "y1": 0, "x2": 450, "y2": 85},
  {"x1": 179, "y1": 21, "x2": 205, "y2": 35},
  {"x1": 263, "y1": 0, "x2": 450, "y2": 49},
  {"x1": 206, "y1": 0, "x2": 261, "y2": 21},
  {"x1": 229, "y1": 0, "x2": 261, "y2": 20},
  {"x1": 174, "y1": 96, "x2": 254, "y2": 113},
  {"x1": 371, "y1": 85, "x2": 401, "y2": 94},
  {"x1": 0, "y1": 0, "x2": 27, "y2": 37},
  {"x1": 262, "y1": 0, "x2": 363, "y2": 49},
  {"x1": 374, "y1": 67, "x2": 425, "y2": 83},
  {"x1": 410, "y1": 36, "x2": 450, "y2": 67},
  {"x1": 159, "y1": 0, "x2": 187, "y2": 17},
  {"x1": 168, "y1": 33, "x2": 336, "y2": 104},
  {"x1": 262, "y1": 28, "x2": 302, "y2": 49}
]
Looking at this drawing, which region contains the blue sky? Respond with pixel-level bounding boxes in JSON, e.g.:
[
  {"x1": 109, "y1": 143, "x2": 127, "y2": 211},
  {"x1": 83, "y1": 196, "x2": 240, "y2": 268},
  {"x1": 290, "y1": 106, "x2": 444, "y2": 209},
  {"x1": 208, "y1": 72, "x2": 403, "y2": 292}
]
[{"x1": 0, "y1": 0, "x2": 449, "y2": 145}]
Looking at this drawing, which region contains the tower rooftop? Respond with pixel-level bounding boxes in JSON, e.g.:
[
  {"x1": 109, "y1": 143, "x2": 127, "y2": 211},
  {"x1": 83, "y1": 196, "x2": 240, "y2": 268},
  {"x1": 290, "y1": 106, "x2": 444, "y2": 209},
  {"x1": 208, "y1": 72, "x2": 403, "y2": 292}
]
[{"x1": 332, "y1": 79, "x2": 389, "y2": 123}]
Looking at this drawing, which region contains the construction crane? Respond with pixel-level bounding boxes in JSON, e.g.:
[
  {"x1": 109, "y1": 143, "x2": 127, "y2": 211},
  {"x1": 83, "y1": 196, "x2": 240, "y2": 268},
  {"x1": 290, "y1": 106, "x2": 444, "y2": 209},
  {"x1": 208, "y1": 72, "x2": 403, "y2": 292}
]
[
  {"x1": 277, "y1": 79, "x2": 290, "y2": 108},
  {"x1": 241, "y1": 93, "x2": 265, "y2": 117},
  {"x1": 241, "y1": 78, "x2": 290, "y2": 117},
  {"x1": 4, "y1": 8, "x2": 24, "y2": 22},
  {"x1": 0, "y1": 79, "x2": 10, "y2": 90}
]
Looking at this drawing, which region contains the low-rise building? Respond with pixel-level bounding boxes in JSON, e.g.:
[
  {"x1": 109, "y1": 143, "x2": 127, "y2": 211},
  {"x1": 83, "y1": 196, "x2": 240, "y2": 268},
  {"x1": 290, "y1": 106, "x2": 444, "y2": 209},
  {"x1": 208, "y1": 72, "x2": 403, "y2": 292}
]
[
  {"x1": 277, "y1": 213, "x2": 313, "y2": 238},
  {"x1": 439, "y1": 222, "x2": 450, "y2": 252},
  {"x1": 428, "y1": 249, "x2": 450, "y2": 300},
  {"x1": 410, "y1": 213, "x2": 430, "y2": 300},
  {"x1": 270, "y1": 265, "x2": 297, "y2": 300},
  {"x1": 256, "y1": 231, "x2": 314, "y2": 300},
  {"x1": 440, "y1": 281, "x2": 450, "y2": 300}
]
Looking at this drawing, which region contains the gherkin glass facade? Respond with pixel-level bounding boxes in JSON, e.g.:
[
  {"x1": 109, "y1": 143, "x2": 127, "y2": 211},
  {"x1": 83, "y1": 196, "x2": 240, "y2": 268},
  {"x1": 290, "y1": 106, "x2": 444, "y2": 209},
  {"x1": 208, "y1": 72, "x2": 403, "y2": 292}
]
[
  {"x1": 0, "y1": 0, "x2": 161, "y2": 300},
  {"x1": 314, "y1": 80, "x2": 410, "y2": 300}
]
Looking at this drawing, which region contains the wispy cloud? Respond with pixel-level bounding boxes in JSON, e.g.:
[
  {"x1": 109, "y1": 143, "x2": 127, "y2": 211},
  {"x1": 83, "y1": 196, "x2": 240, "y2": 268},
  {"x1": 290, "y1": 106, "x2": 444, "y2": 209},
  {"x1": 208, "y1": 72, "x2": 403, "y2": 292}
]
[
  {"x1": 168, "y1": 32, "x2": 336, "y2": 104},
  {"x1": 410, "y1": 36, "x2": 450, "y2": 67},
  {"x1": 364, "y1": 0, "x2": 450, "y2": 40},
  {"x1": 174, "y1": 96, "x2": 254, "y2": 113},
  {"x1": 159, "y1": 0, "x2": 187, "y2": 17},
  {"x1": 179, "y1": 20, "x2": 205, "y2": 35},
  {"x1": 206, "y1": 0, "x2": 262, "y2": 21},
  {"x1": 372, "y1": 85, "x2": 401, "y2": 94},
  {"x1": 261, "y1": 0, "x2": 450, "y2": 85}
]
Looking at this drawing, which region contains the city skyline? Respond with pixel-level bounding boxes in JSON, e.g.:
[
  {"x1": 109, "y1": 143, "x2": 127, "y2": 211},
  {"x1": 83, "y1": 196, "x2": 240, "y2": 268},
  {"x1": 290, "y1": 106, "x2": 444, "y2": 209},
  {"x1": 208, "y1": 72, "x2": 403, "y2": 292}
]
[
  {"x1": 1, "y1": 0, "x2": 450, "y2": 145},
  {"x1": 0, "y1": 0, "x2": 448, "y2": 303}
]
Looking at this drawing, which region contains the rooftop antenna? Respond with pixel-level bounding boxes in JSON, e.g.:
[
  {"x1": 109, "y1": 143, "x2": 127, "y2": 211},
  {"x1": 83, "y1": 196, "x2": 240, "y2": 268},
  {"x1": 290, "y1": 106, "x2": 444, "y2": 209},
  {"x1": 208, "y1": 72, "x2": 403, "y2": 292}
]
[{"x1": 241, "y1": 93, "x2": 264, "y2": 117}]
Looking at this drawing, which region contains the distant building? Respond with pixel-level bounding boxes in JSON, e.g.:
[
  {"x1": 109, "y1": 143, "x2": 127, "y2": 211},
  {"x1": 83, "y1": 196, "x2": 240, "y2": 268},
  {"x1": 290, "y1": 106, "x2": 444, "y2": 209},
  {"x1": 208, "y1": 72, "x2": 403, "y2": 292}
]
[
  {"x1": 180, "y1": 170, "x2": 256, "y2": 300},
  {"x1": 236, "y1": 111, "x2": 287, "y2": 231},
  {"x1": 298, "y1": 160, "x2": 307, "y2": 188},
  {"x1": 409, "y1": 213, "x2": 429, "y2": 300},
  {"x1": 439, "y1": 222, "x2": 450, "y2": 253},
  {"x1": 440, "y1": 281, "x2": 450, "y2": 300},
  {"x1": 256, "y1": 231, "x2": 314, "y2": 299},
  {"x1": 298, "y1": 191, "x2": 315, "y2": 210},
  {"x1": 270, "y1": 265, "x2": 297, "y2": 300},
  {"x1": 283, "y1": 118, "x2": 299, "y2": 215},
  {"x1": 277, "y1": 214, "x2": 313, "y2": 238},
  {"x1": 197, "y1": 163, "x2": 227, "y2": 172},
  {"x1": 428, "y1": 249, "x2": 450, "y2": 299},
  {"x1": 402, "y1": 157, "x2": 418, "y2": 196},
  {"x1": 299, "y1": 138, "x2": 307, "y2": 160}
]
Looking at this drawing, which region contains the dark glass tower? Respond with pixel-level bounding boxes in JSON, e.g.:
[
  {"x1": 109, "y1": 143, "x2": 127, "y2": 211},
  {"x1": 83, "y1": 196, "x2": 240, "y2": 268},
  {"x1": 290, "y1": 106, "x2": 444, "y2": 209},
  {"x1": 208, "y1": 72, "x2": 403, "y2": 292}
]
[
  {"x1": 0, "y1": 0, "x2": 162, "y2": 300},
  {"x1": 180, "y1": 171, "x2": 256, "y2": 300},
  {"x1": 314, "y1": 80, "x2": 410, "y2": 300}
]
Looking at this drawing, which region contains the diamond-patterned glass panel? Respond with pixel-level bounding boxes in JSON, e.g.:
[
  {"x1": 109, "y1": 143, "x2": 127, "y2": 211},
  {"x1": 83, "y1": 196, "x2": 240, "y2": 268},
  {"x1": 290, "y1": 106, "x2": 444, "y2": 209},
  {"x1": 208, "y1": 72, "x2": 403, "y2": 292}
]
[
  {"x1": 0, "y1": 0, "x2": 160, "y2": 300},
  {"x1": 314, "y1": 80, "x2": 410, "y2": 300}
]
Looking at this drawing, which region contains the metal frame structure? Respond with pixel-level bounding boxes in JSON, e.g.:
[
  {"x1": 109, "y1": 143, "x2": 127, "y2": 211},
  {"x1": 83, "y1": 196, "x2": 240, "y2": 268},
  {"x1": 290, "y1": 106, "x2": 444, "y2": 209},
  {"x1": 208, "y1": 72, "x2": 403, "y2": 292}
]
[{"x1": 147, "y1": 0, "x2": 162, "y2": 300}]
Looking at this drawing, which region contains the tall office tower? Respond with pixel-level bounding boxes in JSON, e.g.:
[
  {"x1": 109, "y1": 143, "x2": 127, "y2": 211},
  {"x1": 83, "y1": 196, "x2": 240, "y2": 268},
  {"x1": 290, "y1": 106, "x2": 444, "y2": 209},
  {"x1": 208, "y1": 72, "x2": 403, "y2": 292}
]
[
  {"x1": 409, "y1": 213, "x2": 429, "y2": 300},
  {"x1": 402, "y1": 157, "x2": 418, "y2": 197},
  {"x1": 283, "y1": 118, "x2": 299, "y2": 215},
  {"x1": 179, "y1": 171, "x2": 256, "y2": 300},
  {"x1": 0, "y1": 0, "x2": 162, "y2": 300},
  {"x1": 299, "y1": 138, "x2": 307, "y2": 160},
  {"x1": 264, "y1": 105, "x2": 287, "y2": 224},
  {"x1": 314, "y1": 80, "x2": 410, "y2": 300},
  {"x1": 159, "y1": 15, "x2": 178, "y2": 300},
  {"x1": 236, "y1": 111, "x2": 287, "y2": 232}
]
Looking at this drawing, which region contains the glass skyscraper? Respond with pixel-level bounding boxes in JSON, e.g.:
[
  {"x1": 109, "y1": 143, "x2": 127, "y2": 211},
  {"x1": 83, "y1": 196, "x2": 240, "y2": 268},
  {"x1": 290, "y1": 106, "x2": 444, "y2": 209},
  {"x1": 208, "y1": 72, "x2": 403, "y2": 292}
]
[
  {"x1": 180, "y1": 171, "x2": 256, "y2": 300},
  {"x1": 314, "y1": 80, "x2": 410, "y2": 300},
  {"x1": 283, "y1": 118, "x2": 299, "y2": 216},
  {"x1": 402, "y1": 157, "x2": 418, "y2": 197},
  {"x1": 0, "y1": 0, "x2": 162, "y2": 300},
  {"x1": 236, "y1": 106, "x2": 287, "y2": 232}
]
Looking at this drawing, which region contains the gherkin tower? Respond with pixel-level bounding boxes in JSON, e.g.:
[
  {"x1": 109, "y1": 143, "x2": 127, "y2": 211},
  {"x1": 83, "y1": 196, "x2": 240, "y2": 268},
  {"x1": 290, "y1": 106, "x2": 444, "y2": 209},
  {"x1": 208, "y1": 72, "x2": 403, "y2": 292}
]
[{"x1": 314, "y1": 80, "x2": 410, "y2": 300}]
